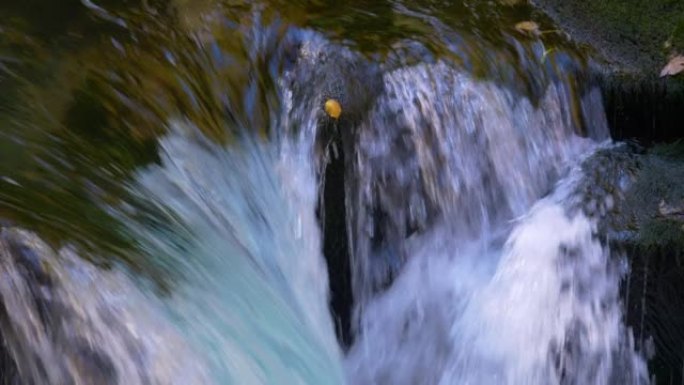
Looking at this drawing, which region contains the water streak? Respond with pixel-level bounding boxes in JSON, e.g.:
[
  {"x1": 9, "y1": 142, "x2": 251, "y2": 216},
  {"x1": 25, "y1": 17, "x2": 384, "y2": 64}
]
[
  {"x1": 346, "y1": 147, "x2": 650, "y2": 385},
  {"x1": 127, "y1": 120, "x2": 344, "y2": 385},
  {"x1": 345, "y1": 61, "x2": 606, "y2": 311}
]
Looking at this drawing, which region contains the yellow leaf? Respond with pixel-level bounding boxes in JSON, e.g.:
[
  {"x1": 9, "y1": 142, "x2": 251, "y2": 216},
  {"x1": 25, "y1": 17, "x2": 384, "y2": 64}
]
[
  {"x1": 515, "y1": 21, "x2": 540, "y2": 36},
  {"x1": 660, "y1": 55, "x2": 684, "y2": 77},
  {"x1": 324, "y1": 99, "x2": 342, "y2": 119}
]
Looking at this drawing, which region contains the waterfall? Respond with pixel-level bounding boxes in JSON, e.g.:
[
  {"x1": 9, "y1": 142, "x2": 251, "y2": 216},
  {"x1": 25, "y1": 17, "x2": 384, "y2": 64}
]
[
  {"x1": 127, "y1": 120, "x2": 344, "y2": 385},
  {"x1": 345, "y1": 145, "x2": 649, "y2": 385},
  {"x1": 0, "y1": 119, "x2": 345, "y2": 384},
  {"x1": 334, "y1": 55, "x2": 649, "y2": 384},
  {"x1": 344, "y1": 59, "x2": 608, "y2": 307},
  {"x1": 0, "y1": 16, "x2": 652, "y2": 385}
]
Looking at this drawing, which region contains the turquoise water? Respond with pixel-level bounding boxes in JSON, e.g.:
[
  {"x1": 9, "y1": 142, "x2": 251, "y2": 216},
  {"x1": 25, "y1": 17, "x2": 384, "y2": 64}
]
[{"x1": 126, "y1": 121, "x2": 343, "y2": 384}]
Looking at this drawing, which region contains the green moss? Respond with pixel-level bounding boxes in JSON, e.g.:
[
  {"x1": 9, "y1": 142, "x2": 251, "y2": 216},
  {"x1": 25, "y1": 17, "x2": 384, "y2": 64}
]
[
  {"x1": 535, "y1": 0, "x2": 684, "y2": 74},
  {"x1": 672, "y1": 14, "x2": 684, "y2": 48},
  {"x1": 617, "y1": 143, "x2": 684, "y2": 250},
  {"x1": 650, "y1": 139, "x2": 684, "y2": 159},
  {"x1": 639, "y1": 218, "x2": 684, "y2": 250}
]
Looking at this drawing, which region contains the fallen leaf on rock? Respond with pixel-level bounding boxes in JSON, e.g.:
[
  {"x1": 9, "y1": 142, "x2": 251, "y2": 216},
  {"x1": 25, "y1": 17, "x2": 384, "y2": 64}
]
[
  {"x1": 515, "y1": 21, "x2": 540, "y2": 36},
  {"x1": 324, "y1": 99, "x2": 342, "y2": 119},
  {"x1": 659, "y1": 199, "x2": 684, "y2": 217},
  {"x1": 660, "y1": 55, "x2": 684, "y2": 77}
]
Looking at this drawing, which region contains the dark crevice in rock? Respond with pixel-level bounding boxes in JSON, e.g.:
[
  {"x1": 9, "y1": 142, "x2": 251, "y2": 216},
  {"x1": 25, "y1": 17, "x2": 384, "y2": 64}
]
[
  {"x1": 601, "y1": 77, "x2": 684, "y2": 144},
  {"x1": 318, "y1": 122, "x2": 354, "y2": 349},
  {"x1": 622, "y1": 244, "x2": 684, "y2": 385},
  {"x1": 0, "y1": 306, "x2": 24, "y2": 385}
]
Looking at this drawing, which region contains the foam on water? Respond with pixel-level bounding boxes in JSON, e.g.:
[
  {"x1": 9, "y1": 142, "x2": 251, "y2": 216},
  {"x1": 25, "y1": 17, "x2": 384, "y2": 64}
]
[
  {"x1": 346, "y1": 152, "x2": 650, "y2": 385},
  {"x1": 340, "y1": 60, "x2": 650, "y2": 384},
  {"x1": 345, "y1": 61, "x2": 604, "y2": 311}
]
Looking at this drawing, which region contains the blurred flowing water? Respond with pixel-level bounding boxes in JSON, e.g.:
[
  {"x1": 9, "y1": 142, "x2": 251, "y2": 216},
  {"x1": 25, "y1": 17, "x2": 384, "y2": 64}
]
[{"x1": 0, "y1": 1, "x2": 652, "y2": 384}]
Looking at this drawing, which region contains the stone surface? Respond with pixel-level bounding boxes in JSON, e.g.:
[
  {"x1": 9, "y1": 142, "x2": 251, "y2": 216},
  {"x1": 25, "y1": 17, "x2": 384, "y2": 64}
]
[
  {"x1": 606, "y1": 143, "x2": 684, "y2": 385},
  {"x1": 531, "y1": 0, "x2": 684, "y2": 142},
  {"x1": 532, "y1": 0, "x2": 684, "y2": 75}
]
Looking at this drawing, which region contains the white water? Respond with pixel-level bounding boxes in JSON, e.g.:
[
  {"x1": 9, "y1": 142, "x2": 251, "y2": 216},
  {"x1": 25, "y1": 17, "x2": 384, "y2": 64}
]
[
  {"x1": 346, "y1": 161, "x2": 649, "y2": 385},
  {"x1": 346, "y1": 61, "x2": 603, "y2": 310},
  {"x1": 341, "y1": 61, "x2": 648, "y2": 385}
]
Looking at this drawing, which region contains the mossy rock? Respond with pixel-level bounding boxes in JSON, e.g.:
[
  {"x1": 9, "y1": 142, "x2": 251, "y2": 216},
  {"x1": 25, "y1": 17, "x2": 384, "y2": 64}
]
[
  {"x1": 527, "y1": 0, "x2": 684, "y2": 142},
  {"x1": 614, "y1": 141, "x2": 684, "y2": 249},
  {"x1": 533, "y1": 0, "x2": 684, "y2": 75},
  {"x1": 604, "y1": 143, "x2": 684, "y2": 385}
]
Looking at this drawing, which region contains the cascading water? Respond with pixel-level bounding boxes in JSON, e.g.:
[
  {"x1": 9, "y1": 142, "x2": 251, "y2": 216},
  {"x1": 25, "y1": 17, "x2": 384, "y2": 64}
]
[
  {"x1": 127, "y1": 120, "x2": 344, "y2": 385},
  {"x1": 345, "y1": 60, "x2": 603, "y2": 309},
  {"x1": 0, "y1": 2, "x2": 656, "y2": 384},
  {"x1": 0, "y1": 118, "x2": 345, "y2": 384},
  {"x1": 345, "y1": 145, "x2": 650, "y2": 385},
  {"x1": 340, "y1": 57, "x2": 649, "y2": 385}
]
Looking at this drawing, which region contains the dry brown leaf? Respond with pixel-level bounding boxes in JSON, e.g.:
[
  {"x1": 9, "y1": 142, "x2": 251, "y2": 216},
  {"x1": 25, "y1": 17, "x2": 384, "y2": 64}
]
[
  {"x1": 660, "y1": 55, "x2": 684, "y2": 77},
  {"x1": 658, "y1": 199, "x2": 684, "y2": 217},
  {"x1": 515, "y1": 21, "x2": 540, "y2": 36}
]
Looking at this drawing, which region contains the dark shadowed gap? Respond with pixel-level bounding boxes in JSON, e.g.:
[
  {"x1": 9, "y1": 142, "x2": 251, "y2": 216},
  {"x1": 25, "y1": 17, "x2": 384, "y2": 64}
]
[
  {"x1": 600, "y1": 74, "x2": 684, "y2": 384},
  {"x1": 319, "y1": 126, "x2": 354, "y2": 349},
  {"x1": 602, "y1": 79, "x2": 684, "y2": 144},
  {"x1": 0, "y1": 290, "x2": 23, "y2": 385},
  {"x1": 621, "y1": 244, "x2": 684, "y2": 385}
]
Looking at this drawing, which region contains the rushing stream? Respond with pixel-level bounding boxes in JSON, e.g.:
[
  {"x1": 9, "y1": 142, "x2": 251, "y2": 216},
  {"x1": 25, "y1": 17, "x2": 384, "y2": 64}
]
[{"x1": 0, "y1": 1, "x2": 658, "y2": 384}]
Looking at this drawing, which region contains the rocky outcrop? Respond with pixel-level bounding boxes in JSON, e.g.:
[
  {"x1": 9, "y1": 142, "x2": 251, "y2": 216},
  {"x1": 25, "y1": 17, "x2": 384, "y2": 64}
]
[
  {"x1": 605, "y1": 143, "x2": 684, "y2": 385},
  {"x1": 531, "y1": 0, "x2": 684, "y2": 143},
  {"x1": 532, "y1": 0, "x2": 684, "y2": 75},
  {"x1": 0, "y1": 228, "x2": 208, "y2": 385}
]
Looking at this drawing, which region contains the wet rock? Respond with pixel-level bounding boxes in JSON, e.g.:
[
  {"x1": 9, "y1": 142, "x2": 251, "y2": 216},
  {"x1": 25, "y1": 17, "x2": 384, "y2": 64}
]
[
  {"x1": 531, "y1": 0, "x2": 684, "y2": 142},
  {"x1": 294, "y1": 41, "x2": 383, "y2": 173},
  {"x1": 532, "y1": 0, "x2": 684, "y2": 75},
  {"x1": 598, "y1": 142, "x2": 684, "y2": 385},
  {"x1": 0, "y1": 227, "x2": 209, "y2": 385},
  {"x1": 283, "y1": 37, "x2": 384, "y2": 347}
]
